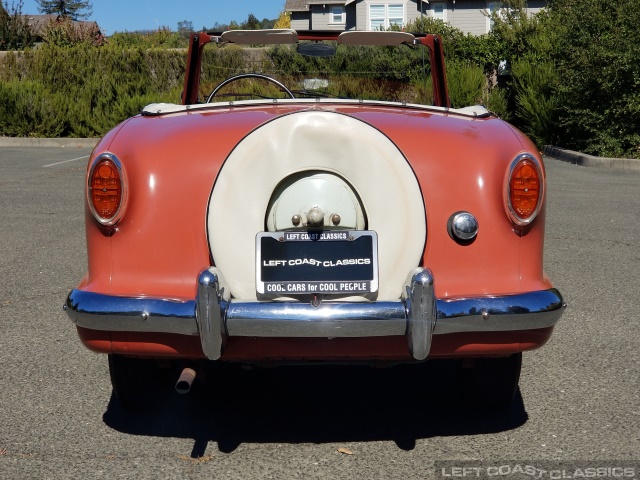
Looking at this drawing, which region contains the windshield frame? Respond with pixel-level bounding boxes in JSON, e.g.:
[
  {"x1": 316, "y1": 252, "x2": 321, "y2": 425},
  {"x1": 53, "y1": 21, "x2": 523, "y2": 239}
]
[{"x1": 181, "y1": 29, "x2": 449, "y2": 108}]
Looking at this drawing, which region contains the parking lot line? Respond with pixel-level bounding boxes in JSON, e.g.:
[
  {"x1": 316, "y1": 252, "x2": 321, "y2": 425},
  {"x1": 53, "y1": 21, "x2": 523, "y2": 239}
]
[{"x1": 42, "y1": 155, "x2": 90, "y2": 168}]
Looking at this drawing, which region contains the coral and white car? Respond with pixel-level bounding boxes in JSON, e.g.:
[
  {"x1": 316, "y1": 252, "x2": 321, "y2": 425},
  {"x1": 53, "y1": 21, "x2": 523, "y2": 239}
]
[{"x1": 65, "y1": 29, "x2": 564, "y2": 411}]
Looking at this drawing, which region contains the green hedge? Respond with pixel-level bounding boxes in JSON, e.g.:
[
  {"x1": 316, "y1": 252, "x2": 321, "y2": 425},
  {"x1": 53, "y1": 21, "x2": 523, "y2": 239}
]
[
  {"x1": 0, "y1": 43, "x2": 496, "y2": 138},
  {"x1": 0, "y1": 45, "x2": 185, "y2": 137},
  {"x1": 0, "y1": 45, "x2": 256, "y2": 137}
]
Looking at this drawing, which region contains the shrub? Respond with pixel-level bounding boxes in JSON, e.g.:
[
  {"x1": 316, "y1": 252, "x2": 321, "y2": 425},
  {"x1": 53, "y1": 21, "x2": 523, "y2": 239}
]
[
  {"x1": 0, "y1": 45, "x2": 183, "y2": 137},
  {"x1": 446, "y1": 61, "x2": 486, "y2": 108},
  {"x1": 548, "y1": 0, "x2": 640, "y2": 158},
  {"x1": 0, "y1": 40, "x2": 501, "y2": 138},
  {"x1": 510, "y1": 56, "x2": 559, "y2": 147},
  {"x1": 483, "y1": 85, "x2": 510, "y2": 122},
  {"x1": 0, "y1": 80, "x2": 68, "y2": 136},
  {"x1": 108, "y1": 27, "x2": 185, "y2": 49},
  {"x1": 405, "y1": 16, "x2": 502, "y2": 74},
  {"x1": 487, "y1": 0, "x2": 640, "y2": 158}
]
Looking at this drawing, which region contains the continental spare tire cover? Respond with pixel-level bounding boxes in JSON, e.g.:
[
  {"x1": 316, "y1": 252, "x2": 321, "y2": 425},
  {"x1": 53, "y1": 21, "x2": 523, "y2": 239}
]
[{"x1": 208, "y1": 110, "x2": 426, "y2": 301}]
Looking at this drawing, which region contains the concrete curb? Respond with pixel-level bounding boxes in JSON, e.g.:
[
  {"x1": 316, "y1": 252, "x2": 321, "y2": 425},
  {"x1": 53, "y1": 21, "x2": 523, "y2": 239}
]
[
  {"x1": 0, "y1": 137, "x2": 98, "y2": 148},
  {"x1": 543, "y1": 145, "x2": 640, "y2": 172},
  {"x1": 2, "y1": 138, "x2": 639, "y2": 172}
]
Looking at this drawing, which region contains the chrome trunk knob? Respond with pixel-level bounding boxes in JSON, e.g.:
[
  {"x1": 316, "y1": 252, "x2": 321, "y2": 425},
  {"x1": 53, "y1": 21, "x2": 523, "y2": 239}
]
[{"x1": 306, "y1": 207, "x2": 324, "y2": 226}]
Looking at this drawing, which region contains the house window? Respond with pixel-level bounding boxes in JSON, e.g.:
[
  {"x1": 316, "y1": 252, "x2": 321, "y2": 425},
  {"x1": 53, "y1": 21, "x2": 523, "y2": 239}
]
[
  {"x1": 331, "y1": 5, "x2": 345, "y2": 24},
  {"x1": 369, "y1": 4, "x2": 405, "y2": 31},
  {"x1": 431, "y1": 2, "x2": 447, "y2": 22}
]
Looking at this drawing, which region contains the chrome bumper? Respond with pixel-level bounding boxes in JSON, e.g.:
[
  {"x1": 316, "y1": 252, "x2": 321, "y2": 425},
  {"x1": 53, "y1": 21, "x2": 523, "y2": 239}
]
[{"x1": 65, "y1": 268, "x2": 565, "y2": 361}]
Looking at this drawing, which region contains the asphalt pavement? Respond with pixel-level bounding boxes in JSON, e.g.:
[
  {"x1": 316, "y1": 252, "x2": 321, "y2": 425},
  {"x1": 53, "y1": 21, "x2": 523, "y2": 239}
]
[{"x1": 0, "y1": 146, "x2": 638, "y2": 479}]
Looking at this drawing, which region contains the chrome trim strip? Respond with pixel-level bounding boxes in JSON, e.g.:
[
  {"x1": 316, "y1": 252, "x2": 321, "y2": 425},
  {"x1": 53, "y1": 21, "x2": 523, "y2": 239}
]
[
  {"x1": 434, "y1": 288, "x2": 564, "y2": 334},
  {"x1": 225, "y1": 301, "x2": 406, "y2": 337},
  {"x1": 403, "y1": 268, "x2": 436, "y2": 361},
  {"x1": 65, "y1": 290, "x2": 198, "y2": 336},
  {"x1": 141, "y1": 99, "x2": 491, "y2": 118}
]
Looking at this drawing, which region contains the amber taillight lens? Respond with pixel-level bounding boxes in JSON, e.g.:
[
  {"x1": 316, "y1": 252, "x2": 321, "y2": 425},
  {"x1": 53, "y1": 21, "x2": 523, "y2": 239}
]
[
  {"x1": 87, "y1": 154, "x2": 127, "y2": 225},
  {"x1": 505, "y1": 154, "x2": 544, "y2": 226}
]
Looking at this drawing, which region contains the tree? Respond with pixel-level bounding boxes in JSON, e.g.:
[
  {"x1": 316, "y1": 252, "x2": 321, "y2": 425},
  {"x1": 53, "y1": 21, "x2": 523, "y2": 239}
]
[
  {"x1": 177, "y1": 20, "x2": 193, "y2": 32},
  {"x1": 242, "y1": 13, "x2": 260, "y2": 30},
  {"x1": 273, "y1": 10, "x2": 290, "y2": 29},
  {"x1": 36, "y1": 0, "x2": 92, "y2": 21},
  {"x1": 177, "y1": 19, "x2": 193, "y2": 41},
  {"x1": 484, "y1": 0, "x2": 640, "y2": 157},
  {"x1": 546, "y1": 0, "x2": 640, "y2": 157},
  {"x1": 0, "y1": 0, "x2": 35, "y2": 50},
  {"x1": 207, "y1": 21, "x2": 230, "y2": 32}
]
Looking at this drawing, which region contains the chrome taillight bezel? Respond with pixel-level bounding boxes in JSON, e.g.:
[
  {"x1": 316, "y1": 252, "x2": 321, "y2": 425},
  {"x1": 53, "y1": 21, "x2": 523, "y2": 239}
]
[
  {"x1": 87, "y1": 152, "x2": 128, "y2": 226},
  {"x1": 504, "y1": 153, "x2": 545, "y2": 227}
]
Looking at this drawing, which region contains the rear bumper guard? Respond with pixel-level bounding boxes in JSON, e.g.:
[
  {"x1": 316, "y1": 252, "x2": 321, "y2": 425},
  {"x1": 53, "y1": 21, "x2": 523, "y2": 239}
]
[{"x1": 64, "y1": 268, "x2": 565, "y2": 361}]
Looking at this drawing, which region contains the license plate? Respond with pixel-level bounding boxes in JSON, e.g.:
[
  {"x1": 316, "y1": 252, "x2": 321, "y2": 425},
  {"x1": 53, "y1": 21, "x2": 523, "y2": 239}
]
[{"x1": 256, "y1": 230, "x2": 378, "y2": 295}]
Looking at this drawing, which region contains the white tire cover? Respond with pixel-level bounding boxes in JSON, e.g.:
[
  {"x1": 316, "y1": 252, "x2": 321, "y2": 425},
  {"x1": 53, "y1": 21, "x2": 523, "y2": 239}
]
[{"x1": 208, "y1": 110, "x2": 426, "y2": 301}]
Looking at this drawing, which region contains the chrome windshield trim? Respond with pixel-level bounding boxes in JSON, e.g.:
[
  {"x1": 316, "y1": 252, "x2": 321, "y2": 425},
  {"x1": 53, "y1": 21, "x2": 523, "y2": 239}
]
[{"x1": 141, "y1": 99, "x2": 491, "y2": 118}]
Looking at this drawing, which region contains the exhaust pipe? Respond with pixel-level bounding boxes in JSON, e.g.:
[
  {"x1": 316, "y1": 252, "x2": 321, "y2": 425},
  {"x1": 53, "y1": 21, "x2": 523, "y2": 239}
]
[{"x1": 175, "y1": 367, "x2": 196, "y2": 394}]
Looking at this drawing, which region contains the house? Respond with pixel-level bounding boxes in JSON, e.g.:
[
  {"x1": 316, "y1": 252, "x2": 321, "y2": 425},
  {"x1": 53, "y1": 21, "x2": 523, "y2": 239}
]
[
  {"x1": 22, "y1": 14, "x2": 102, "y2": 42},
  {"x1": 285, "y1": 0, "x2": 547, "y2": 36}
]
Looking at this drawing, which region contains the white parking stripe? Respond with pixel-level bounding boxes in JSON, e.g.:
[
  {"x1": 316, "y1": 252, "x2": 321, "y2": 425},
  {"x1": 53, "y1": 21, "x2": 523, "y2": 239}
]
[{"x1": 42, "y1": 155, "x2": 90, "y2": 168}]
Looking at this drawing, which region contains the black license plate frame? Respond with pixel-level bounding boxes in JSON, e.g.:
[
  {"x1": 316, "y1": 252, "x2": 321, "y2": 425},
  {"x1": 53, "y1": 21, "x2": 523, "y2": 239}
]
[{"x1": 256, "y1": 230, "x2": 378, "y2": 295}]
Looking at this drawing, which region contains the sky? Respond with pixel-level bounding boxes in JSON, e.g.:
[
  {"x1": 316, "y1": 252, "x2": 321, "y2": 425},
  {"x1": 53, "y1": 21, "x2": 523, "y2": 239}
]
[{"x1": 19, "y1": 1, "x2": 287, "y2": 35}]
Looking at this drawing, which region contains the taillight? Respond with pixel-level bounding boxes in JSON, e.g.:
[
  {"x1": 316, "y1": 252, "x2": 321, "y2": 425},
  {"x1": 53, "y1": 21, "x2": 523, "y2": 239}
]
[
  {"x1": 505, "y1": 153, "x2": 544, "y2": 226},
  {"x1": 87, "y1": 153, "x2": 127, "y2": 226}
]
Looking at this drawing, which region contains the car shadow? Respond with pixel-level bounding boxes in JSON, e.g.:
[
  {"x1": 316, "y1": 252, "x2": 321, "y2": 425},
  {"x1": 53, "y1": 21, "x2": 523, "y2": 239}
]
[{"x1": 102, "y1": 361, "x2": 528, "y2": 456}]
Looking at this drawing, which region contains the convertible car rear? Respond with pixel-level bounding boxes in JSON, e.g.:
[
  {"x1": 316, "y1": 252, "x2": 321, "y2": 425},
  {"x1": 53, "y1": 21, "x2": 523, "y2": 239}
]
[{"x1": 65, "y1": 29, "x2": 565, "y2": 411}]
